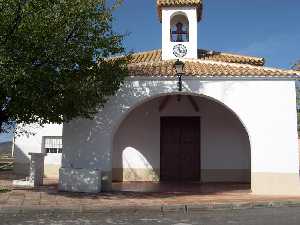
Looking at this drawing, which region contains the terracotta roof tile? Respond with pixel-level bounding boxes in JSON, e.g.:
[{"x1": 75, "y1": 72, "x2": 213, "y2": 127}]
[
  {"x1": 127, "y1": 60, "x2": 300, "y2": 78},
  {"x1": 157, "y1": 0, "x2": 203, "y2": 22},
  {"x1": 110, "y1": 49, "x2": 299, "y2": 78},
  {"x1": 129, "y1": 49, "x2": 265, "y2": 66},
  {"x1": 197, "y1": 50, "x2": 265, "y2": 66}
]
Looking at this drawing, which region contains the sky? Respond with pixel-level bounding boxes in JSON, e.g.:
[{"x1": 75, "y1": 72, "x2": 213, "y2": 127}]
[
  {"x1": 111, "y1": 0, "x2": 300, "y2": 68},
  {"x1": 1, "y1": 0, "x2": 300, "y2": 143},
  {"x1": 0, "y1": 132, "x2": 12, "y2": 143}
]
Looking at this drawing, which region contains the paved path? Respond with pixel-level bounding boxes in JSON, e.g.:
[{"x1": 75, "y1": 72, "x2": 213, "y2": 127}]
[
  {"x1": 1, "y1": 207, "x2": 300, "y2": 225},
  {"x1": 2, "y1": 186, "x2": 300, "y2": 213},
  {"x1": 2, "y1": 172, "x2": 300, "y2": 213}
]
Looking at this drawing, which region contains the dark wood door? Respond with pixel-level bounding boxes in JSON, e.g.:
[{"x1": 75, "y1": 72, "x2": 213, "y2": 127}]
[{"x1": 160, "y1": 117, "x2": 201, "y2": 182}]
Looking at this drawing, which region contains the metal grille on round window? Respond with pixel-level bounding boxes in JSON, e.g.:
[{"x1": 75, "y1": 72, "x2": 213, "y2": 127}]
[{"x1": 44, "y1": 137, "x2": 63, "y2": 154}]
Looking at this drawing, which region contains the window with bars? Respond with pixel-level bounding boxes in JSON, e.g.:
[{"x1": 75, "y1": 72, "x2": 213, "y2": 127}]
[{"x1": 43, "y1": 136, "x2": 63, "y2": 154}]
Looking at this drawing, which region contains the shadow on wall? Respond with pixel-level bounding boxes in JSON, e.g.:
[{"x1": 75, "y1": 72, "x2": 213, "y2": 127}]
[
  {"x1": 13, "y1": 145, "x2": 30, "y2": 176},
  {"x1": 62, "y1": 81, "x2": 183, "y2": 171},
  {"x1": 0, "y1": 142, "x2": 12, "y2": 154},
  {"x1": 110, "y1": 82, "x2": 187, "y2": 182},
  {"x1": 61, "y1": 81, "x2": 172, "y2": 189},
  {"x1": 112, "y1": 87, "x2": 251, "y2": 183},
  {"x1": 62, "y1": 79, "x2": 249, "y2": 188}
]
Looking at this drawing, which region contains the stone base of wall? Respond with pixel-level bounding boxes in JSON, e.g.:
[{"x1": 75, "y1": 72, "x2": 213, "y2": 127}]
[
  {"x1": 201, "y1": 169, "x2": 251, "y2": 183},
  {"x1": 59, "y1": 168, "x2": 101, "y2": 193},
  {"x1": 252, "y1": 172, "x2": 300, "y2": 196},
  {"x1": 112, "y1": 168, "x2": 250, "y2": 183},
  {"x1": 112, "y1": 168, "x2": 159, "y2": 182}
]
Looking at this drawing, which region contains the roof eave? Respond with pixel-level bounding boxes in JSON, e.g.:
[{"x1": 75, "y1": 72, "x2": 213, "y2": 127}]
[
  {"x1": 127, "y1": 74, "x2": 300, "y2": 80},
  {"x1": 157, "y1": 4, "x2": 202, "y2": 23}
]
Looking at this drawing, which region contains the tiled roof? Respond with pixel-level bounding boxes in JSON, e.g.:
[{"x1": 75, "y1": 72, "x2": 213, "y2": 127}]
[
  {"x1": 158, "y1": 0, "x2": 202, "y2": 4},
  {"x1": 157, "y1": 0, "x2": 203, "y2": 22},
  {"x1": 129, "y1": 49, "x2": 265, "y2": 66},
  {"x1": 127, "y1": 60, "x2": 300, "y2": 78},
  {"x1": 109, "y1": 49, "x2": 299, "y2": 78},
  {"x1": 197, "y1": 49, "x2": 265, "y2": 67}
]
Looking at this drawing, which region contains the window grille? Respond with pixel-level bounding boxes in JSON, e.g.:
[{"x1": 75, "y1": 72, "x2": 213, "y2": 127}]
[{"x1": 43, "y1": 136, "x2": 63, "y2": 154}]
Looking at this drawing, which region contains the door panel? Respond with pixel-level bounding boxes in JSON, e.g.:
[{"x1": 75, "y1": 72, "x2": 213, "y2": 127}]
[
  {"x1": 160, "y1": 117, "x2": 201, "y2": 182},
  {"x1": 160, "y1": 118, "x2": 181, "y2": 181}
]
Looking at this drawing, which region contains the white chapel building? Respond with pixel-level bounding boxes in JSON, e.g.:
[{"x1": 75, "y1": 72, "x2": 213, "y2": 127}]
[{"x1": 14, "y1": 0, "x2": 300, "y2": 195}]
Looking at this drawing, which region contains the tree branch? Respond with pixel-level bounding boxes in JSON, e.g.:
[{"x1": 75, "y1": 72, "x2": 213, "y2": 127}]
[
  {"x1": 65, "y1": 23, "x2": 80, "y2": 44},
  {"x1": 4, "y1": 0, "x2": 27, "y2": 44}
]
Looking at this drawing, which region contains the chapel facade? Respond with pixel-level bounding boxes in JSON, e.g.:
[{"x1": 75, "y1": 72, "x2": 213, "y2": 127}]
[{"x1": 15, "y1": 0, "x2": 300, "y2": 195}]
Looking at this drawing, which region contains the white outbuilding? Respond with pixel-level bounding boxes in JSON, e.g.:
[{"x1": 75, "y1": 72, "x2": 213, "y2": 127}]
[{"x1": 15, "y1": 0, "x2": 300, "y2": 195}]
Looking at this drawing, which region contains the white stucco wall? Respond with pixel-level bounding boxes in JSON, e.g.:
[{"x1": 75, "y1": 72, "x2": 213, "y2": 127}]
[
  {"x1": 162, "y1": 7, "x2": 198, "y2": 60},
  {"x1": 62, "y1": 78, "x2": 299, "y2": 193},
  {"x1": 14, "y1": 124, "x2": 62, "y2": 176},
  {"x1": 113, "y1": 95, "x2": 250, "y2": 182}
]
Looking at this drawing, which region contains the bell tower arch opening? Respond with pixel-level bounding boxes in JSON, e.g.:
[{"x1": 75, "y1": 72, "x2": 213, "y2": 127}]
[{"x1": 170, "y1": 13, "x2": 189, "y2": 42}]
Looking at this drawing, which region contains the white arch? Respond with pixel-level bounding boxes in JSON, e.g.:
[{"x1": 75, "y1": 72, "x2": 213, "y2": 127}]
[
  {"x1": 111, "y1": 92, "x2": 252, "y2": 151},
  {"x1": 111, "y1": 92, "x2": 252, "y2": 183},
  {"x1": 170, "y1": 11, "x2": 189, "y2": 21}
]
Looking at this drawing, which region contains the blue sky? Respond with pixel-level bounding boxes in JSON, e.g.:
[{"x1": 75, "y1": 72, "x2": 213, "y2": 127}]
[
  {"x1": 0, "y1": 132, "x2": 12, "y2": 143},
  {"x1": 1, "y1": 0, "x2": 299, "y2": 143},
  {"x1": 111, "y1": 0, "x2": 300, "y2": 68}
]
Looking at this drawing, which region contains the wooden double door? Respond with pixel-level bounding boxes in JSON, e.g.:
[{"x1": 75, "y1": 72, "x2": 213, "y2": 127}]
[{"x1": 160, "y1": 117, "x2": 201, "y2": 182}]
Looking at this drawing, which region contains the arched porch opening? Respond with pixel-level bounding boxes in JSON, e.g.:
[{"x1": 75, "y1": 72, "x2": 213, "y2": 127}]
[{"x1": 112, "y1": 93, "x2": 251, "y2": 192}]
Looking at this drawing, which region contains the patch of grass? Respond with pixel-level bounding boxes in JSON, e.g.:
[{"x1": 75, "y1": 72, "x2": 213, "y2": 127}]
[
  {"x1": 0, "y1": 166, "x2": 13, "y2": 172},
  {"x1": 0, "y1": 187, "x2": 11, "y2": 193},
  {"x1": 0, "y1": 164, "x2": 13, "y2": 171}
]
